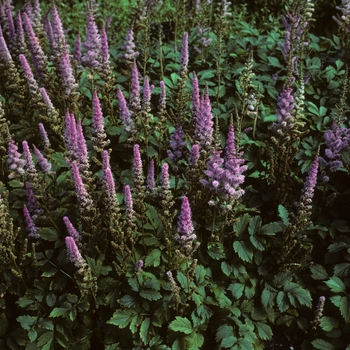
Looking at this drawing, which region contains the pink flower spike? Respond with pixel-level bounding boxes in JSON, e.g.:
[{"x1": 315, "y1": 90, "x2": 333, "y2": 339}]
[
  {"x1": 92, "y1": 90, "x2": 105, "y2": 137},
  {"x1": 22, "y1": 141, "x2": 36, "y2": 174},
  {"x1": 70, "y1": 160, "x2": 92, "y2": 209},
  {"x1": 124, "y1": 185, "x2": 134, "y2": 220},
  {"x1": 65, "y1": 236, "x2": 84, "y2": 268},
  {"x1": 147, "y1": 159, "x2": 156, "y2": 192},
  {"x1": 23, "y1": 204, "x2": 40, "y2": 239},
  {"x1": 180, "y1": 32, "x2": 189, "y2": 76},
  {"x1": 100, "y1": 25, "x2": 109, "y2": 63},
  {"x1": 133, "y1": 144, "x2": 143, "y2": 183},
  {"x1": 117, "y1": 88, "x2": 134, "y2": 133},
  {"x1": 158, "y1": 80, "x2": 166, "y2": 111},
  {"x1": 177, "y1": 196, "x2": 194, "y2": 235},
  {"x1": 130, "y1": 61, "x2": 141, "y2": 112},
  {"x1": 161, "y1": 163, "x2": 170, "y2": 190},
  {"x1": 63, "y1": 216, "x2": 80, "y2": 243},
  {"x1": 33, "y1": 145, "x2": 51, "y2": 173},
  {"x1": 0, "y1": 36, "x2": 12, "y2": 63}
]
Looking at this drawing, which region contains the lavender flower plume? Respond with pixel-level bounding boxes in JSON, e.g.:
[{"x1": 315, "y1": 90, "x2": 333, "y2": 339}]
[
  {"x1": 33, "y1": 145, "x2": 51, "y2": 173},
  {"x1": 25, "y1": 182, "x2": 38, "y2": 215},
  {"x1": 63, "y1": 216, "x2": 80, "y2": 243},
  {"x1": 271, "y1": 87, "x2": 295, "y2": 140},
  {"x1": 64, "y1": 111, "x2": 78, "y2": 161},
  {"x1": 22, "y1": 141, "x2": 36, "y2": 175},
  {"x1": 92, "y1": 90, "x2": 107, "y2": 149},
  {"x1": 7, "y1": 139, "x2": 26, "y2": 178},
  {"x1": 130, "y1": 61, "x2": 141, "y2": 113},
  {"x1": 142, "y1": 75, "x2": 152, "y2": 112},
  {"x1": 192, "y1": 72, "x2": 200, "y2": 120},
  {"x1": 0, "y1": 35, "x2": 12, "y2": 63},
  {"x1": 158, "y1": 80, "x2": 166, "y2": 112},
  {"x1": 81, "y1": 10, "x2": 101, "y2": 69},
  {"x1": 75, "y1": 119, "x2": 89, "y2": 171},
  {"x1": 120, "y1": 28, "x2": 139, "y2": 62},
  {"x1": 103, "y1": 167, "x2": 116, "y2": 205},
  {"x1": 135, "y1": 259, "x2": 144, "y2": 273},
  {"x1": 43, "y1": 14, "x2": 53, "y2": 48},
  {"x1": 100, "y1": 25, "x2": 111, "y2": 76},
  {"x1": 16, "y1": 12, "x2": 26, "y2": 53},
  {"x1": 23, "y1": 204, "x2": 40, "y2": 239},
  {"x1": 117, "y1": 88, "x2": 135, "y2": 133},
  {"x1": 189, "y1": 144, "x2": 200, "y2": 166},
  {"x1": 146, "y1": 159, "x2": 156, "y2": 192},
  {"x1": 161, "y1": 163, "x2": 170, "y2": 192},
  {"x1": 19, "y1": 54, "x2": 39, "y2": 95},
  {"x1": 300, "y1": 155, "x2": 318, "y2": 207},
  {"x1": 225, "y1": 123, "x2": 237, "y2": 162},
  {"x1": 59, "y1": 48, "x2": 78, "y2": 96},
  {"x1": 38, "y1": 123, "x2": 51, "y2": 151},
  {"x1": 22, "y1": 12, "x2": 48, "y2": 82},
  {"x1": 179, "y1": 32, "x2": 189, "y2": 77},
  {"x1": 6, "y1": 9, "x2": 16, "y2": 50},
  {"x1": 195, "y1": 93, "x2": 214, "y2": 149},
  {"x1": 168, "y1": 125, "x2": 186, "y2": 164},
  {"x1": 40, "y1": 87, "x2": 54, "y2": 111},
  {"x1": 70, "y1": 160, "x2": 93, "y2": 210},
  {"x1": 124, "y1": 185, "x2": 134, "y2": 221},
  {"x1": 65, "y1": 236, "x2": 84, "y2": 268},
  {"x1": 102, "y1": 150, "x2": 110, "y2": 179},
  {"x1": 73, "y1": 33, "x2": 81, "y2": 62},
  {"x1": 51, "y1": 5, "x2": 65, "y2": 50}
]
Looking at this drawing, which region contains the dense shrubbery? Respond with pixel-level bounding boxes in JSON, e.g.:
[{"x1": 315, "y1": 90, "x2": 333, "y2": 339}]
[{"x1": 0, "y1": 0, "x2": 350, "y2": 349}]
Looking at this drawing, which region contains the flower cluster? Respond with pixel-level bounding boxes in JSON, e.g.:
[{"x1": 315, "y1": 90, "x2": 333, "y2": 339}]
[{"x1": 7, "y1": 139, "x2": 26, "y2": 179}]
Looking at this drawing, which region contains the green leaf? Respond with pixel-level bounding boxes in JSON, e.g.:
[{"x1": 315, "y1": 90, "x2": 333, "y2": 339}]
[
  {"x1": 233, "y1": 241, "x2": 253, "y2": 262},
  {"x1": 207, "y1": 242, "x2": 225, "y2": 260},
  {"x1": 16, "y1": 315, "x2": 37, "y2": 330},
  {"x1": 320, "y1": 316, "x2": 339, "y2": 332},
  {"x1": 177, "y1": 271, "x2": 189, "y2": 291},
  {"x1": 236, "y1": 337, "x2": 255, "y2": 350},
  {"x1": 139, "y1": 289, "x2": 162, "y2": 301},
  {"x1": 228, "y1": 283, "x2": 244, "y2": 299},
  {"x1": 38, "y1": 228, "x2": 60, "y2": 241},
  {"x1": 233, "y1": 213, "x2": 250, "y2": 237},
  {"x1": 248, "y1": 216, "x2": 262, "y2": 236},
  {"x1": 249, "y1": 235, "x2": 265, "y2": 251},
  {"x1": 188, "y1": 333, "x2": 204, "y2": 350},
  {"x1": 334, "y1": 263, "x2": 350, "y2": 277},
  {"x1": 325, "y1": 276, "x2": 346, "y2": 293},
  {"x1": 221, "y1": 261, "x2": 232, "y2": 276},
  {"x1": 221, "y1": 336, "x2": 237, "y2": 348},
  {"x1": 46, "y1": 293, "x2": 56, "y2": 307},
  {"x1": 140, "y1": 317, "x2": 151, "y2": 345},
  {"x1": 37, "y1": 331, "x2": 54, "y2": 348},
  {"x1": 50, "y1": 152, "x2": 68, "y2": 168},
  {"x1": 267, "y1": 56, "x2": 282, "y2": 68},
  {"x1": 145, "y1": 249, "x2": 161, "y2": 267},
  {"x1": 310, "y1": 264, "x2": 329, "y2": 280},
  {"x1": 284, "y1": 283, "x2": 312, "y2": 307},
  {"x1": 49, "y1": 307, "x2": 70, "y2": 318},
  {"x1": 28, "y1": 329, "x2": 37, "y2": 342},
  {"x1": 312, "y1": 339, "x2": 334, "y2": 350},
  {"x1": 261, "y1": 288, "x2": 276, "y2": 309},
  {"x1": 278, "y1": 204, "x2": 290, "y2": 225},
  {"x1": 108, "y1": 309, "x2": 138, "y2": 328},
  {"x1": 277, "y1": 291, "x2": 289, "y2": 312},
  {"x1": 216, "y1": 324, "x2": 234, "y2": 343},
  {"x1": 119, "y1": 294, "x2": 138, "y2": 308},
  {"x1": 0, "y1": 313, "x2": 8, "y2": 337},
  {"x1": 169, "y1": 316, "x2": 193, "y2": 334},
  {"x1": 256, "y1": 322, "x2": 272, "y2": 340},
  {"x1": 261, "y1": 222, "x2": 282, "y2": 235},
  {"x1": 339, "y1": 296, "x2": 350, "y2": 322}
]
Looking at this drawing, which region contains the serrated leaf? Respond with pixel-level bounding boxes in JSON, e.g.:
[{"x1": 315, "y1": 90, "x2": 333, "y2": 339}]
[
  {"x1": 49, "y1": 307, "x2": 70, "y2": 318},
  {"x1": 233, "y1": 213, "x2": 250, "y2": 236},
  {"x1": 0, "y1": 313, "x2": 8, "y2": 337},
  {"x1": 139, "y1": 289, "x2": 162, "y2": 301},
  {"x1": 119, "y1": 294, "x2": 138, "y2": 308},
  {"x1": 145, "y1": 249, "x2": 161, "y2": 267},
  {"x1": 221, "y1": 261, "x2": 232, "y2": 276},
  {"x1": 38, "y1": 227, "x2": 60, "y2": 241},
  {"x1": 169, "y1": 316, "x2": 192, "y2": 334},
  {"x1": 284, "y1": 283, "x2": 312, "y2": 307},
  {"x1": 320, "y1": 316, "x2": 339, "y2": 332},
  {"x1": 188, "y1": 333, "x2": 204, "y2": 350},
  {"x1": 16, "y1": 315, "x2": 36, "y2": 330},
  {"x1": 228, "y1": 283, "x2": 244, "y2": 299},
  {"x1": 334, "y1": 263, "x2": 350, "y2": 277},
  {"x1": 233, "y1": 241, "x2": 253, "y2": 262},
  {"x1": 207, "y1": 242, "x2": 225, "y2": 260},
  {"x1": 248, "y1": 216, "x2": 262, "y2": 236},
  {"x1": 277, "y1": 291, "x2": 289, "y2": 312},
  {"x1": 140, "y1": 317, "x2": 151, "y2": 345},
  {"x1": 261, "y1": 288, "x2": 276, "y2": 309},
  {"x1": 310, "y1": 264, "x2": 329, "y2": 280},
  {"x1": 221, "y1": 336, "x2": 237, "y2": 348},
  {"x1": 256, "y1": 322, "x2": 272, "y2": 340},
  {"x1": 37, "y1": 331, "x2": 54, "y2": 347},
  {"x1": 312, "y1": 339, "x2": 334, "y2": 350},
  {"x1": 216, "y1": 324, "x2": 234, "y2": 342},
  {"x1": 339, "y1": 296, "x2": 350, "y2": 322},
  {"x1": 177, "y1": 271, "x2": 189, "y2": 291},
  {"x1": 249, "y1": 235, "x2": 265, "y2": 251},
  {"x1": 278, "y1": 204, "x2": 290, "y2": 225},
  {"x1": 325, "y1": 276, "x2": 346, "y2": 293},
  {"x1": 108, "y1": 309, "x2": 138, "y2": 328},
  {"x1": 261, "y1": 222, "x2": 282, "y2": 235},
  {"x1": 28, "y1": 328, "x2": 37, "y2": 342}
]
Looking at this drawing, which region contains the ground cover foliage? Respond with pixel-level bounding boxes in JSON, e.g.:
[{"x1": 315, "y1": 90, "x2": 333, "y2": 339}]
[{"x1": 0, "y1": 0, "x2": 349, "y2": 348}]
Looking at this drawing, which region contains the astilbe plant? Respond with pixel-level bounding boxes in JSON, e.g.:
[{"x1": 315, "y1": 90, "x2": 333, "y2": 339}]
[{"x1": 0, "y1": 1, "x2": 350, "y2": 349}]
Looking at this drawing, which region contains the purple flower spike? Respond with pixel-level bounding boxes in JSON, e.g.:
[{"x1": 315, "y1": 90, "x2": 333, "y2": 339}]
[
  {"x1": 63, "y1": 216, "x2": 80, "y2": 243},
  {"x1": 142, "y1": 75, "x2": 152, "y2": 112},
  {"x1": 7, "y1": 139, "x2": 26, "y2": 178},
  {"x1": 65, "y1": 236, "x2": 84, "y2": 268},
  {"x1": 22, "y1": 141, "x2": 36, "y2": 174},
  {"x1": 121, "y1": 28, "x2": 139, "y2": 62},
  {"x1": 225, "y1": 123, "x2": 237, "y2": 162},
  {"x1": 133, "y1": 144, "x2": 143, "y2": 183},
  {"x1": 168, "y1": 125, "x2": 186, "y2": 164},
  {"x1": 23, "y1": 204, "x2": 40, "y2": 239},
  {"x1": 130, "y1": 61, "x2": 141, "y2": 113},
  {"x1": 19, "y1": 54, "x2": 39, "y2": 93},
  {"x1": 40, "y1": 87, "x2": 54, "y2": 110},
  {"x1": 158, "y1": 80, "x2": 166, "y2": 111},
  {"x1": 73, "y1": 33, "x2": 81, "y2": 62},
  {"x1": 135, "y1": 259, "x2": 143, "y2": 273},
  {"x1": 147, "y1": 159, "x2": 156, "y2": 192},
  {"x1": 16, "y1": 12, "x2": 26, "y2": 52},
  {"x1": 76, "y1": 119, "x2": 89, "y2": 170},
  {"x1": 0, "y1": 36, "x2": 12, "y2": 63},
  {"x1": 192, "y1": 72, "x2": 200, "y2": 119},
  {"x1": 43, "y1": 14, "x2": 53, "y2": 48},
  {"x1": 51, "y1": 5, "x2": 65, "y2": 49},
  {"x1": 100, "y1": 25, "x2": 109, "y2": 66},
  {"x1": 161, "y1": 163, "x2": 170, "y2": 190},
  {"x1": 6, "y1": 9, "x2": 16, "y2": 50},
  {"x1": 59, "y1": 48, "x2": 77, "y2": 96},
  {"x1": 102, "y1": 150, "x2": 110, "y2": 178},
  {"x1": 300, "y1": 156, "x2": 318, "y2": 205},
  {"x1": 33, "y1": 145, "x2": 51, "y2": 173},
  {"x1": 189, "y1": 144, "x2": 200, "y2": 166},
  {"x1": 70, "y1": 161, "x2": 92, "y2": 209},
  {"x1": 180, "y1": 32, "x2": 189, "y2": 77},
  {"x1": 177, "y1": 196, "x2": 194, "y2": 235},
  {"x1": 81, "y1": 10, "x2": 101, "y2": 69},
  {"x1": 92, "y1": 90, "x2": 106, "y2": 144},
  {"x1": 124, "y1": 185, "x2": 134, "y2": 220},
  {"x1": 195, "y1": 94, "x2": 214, "y2": 149},
  {"x1": 117, "y1": 88, "x2": 135, "y2": 133},
  {"x1": 25, "y1": 182, "x2": 38, "y2": 215},
  {"x1": 104, "y1": 167, "x2": 116, "y2": 203}
]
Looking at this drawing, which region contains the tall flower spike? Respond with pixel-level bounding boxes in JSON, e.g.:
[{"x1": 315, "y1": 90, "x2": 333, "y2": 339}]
[
  {"x1": 124, "y1": 185, "x2": 134, "y2": 221},
  {"x1": 100, "y1": 25, "x2": 111, "y2": 77},
  {"x1": 146, "y1": 159, "x2": 156, "y2": 192},
  {"x1": 51, "y1": 5, "x2": 65, "y2": 51},
  {"x1": 142, "y1": 75, "x2": 152, "y2": 112},
  {"x1": 189, "y1": 144, "x2": 200, "y2": 166},
  {"x1": 25, "y1": 182, "x2": 38, "y2": 215},
  {"x1": 7, "y1": 139, "x2": 26, "y2": 178},
  {"x1": 192, "y1": 72, "x2": 200, "y2": 120},
  {"x1": 168, "y1": 125, "x2": 186, "y2": 165},
  {"x1": 195, "y1": 93, "x2": 214, "y2": 149},
  {"x1": 6, "y1": 9, "x2": 16, "y2": 51},
  {"x1": 76, "y1": 119, "x2": 89, "y2": 171},
  {"x1": 70, "y1": 161, "x2": 93, "y2": 210},
  {"x1": 81, "y1": 9, "x2": 101, "y2": 69},
  {"x1": 59, "y1": 48, "x2": 78, "y2": 96},
  {"x1": 22, "y1": 141, "x2": 36, "y2": 175},
  {"x1": 92, "y1": 90, "x2": 108, "y2": 150},
  {"x1": 225, "y1": 122, "x2": 237, "y2": 162},
  {"x1": 103, "y1": 167, "x2": 116, "y2": 206},
  {"x1": 158, "y1": 80, "x2": 166, "y2": 112},
  {"x1": 65, "y1": 236, "x2": 84, "y2": 268},
  {"x1": 33, "y1": 145, "x2": 51, "y2": 173},
  {"x1": 23, "y1": 204, "x2": 40, "y2": 239},
  {"x1": 73, "y1": 33, "x2": 81, "y2": 62},
  {"x1": 63, "y1": 216, "x2": 80, "y2": 243},
  {"x1": 299, "y1": 155, "x2": 318, "y2": 211},
  {"x1": 16, "y1": 11, "x2": 26, "y2": 53},
  {"x1": 117, "y1": 88, "x2": 135, "y2": 133},
  {"x1": 19, "y1": 54, "x2": 40, "y2": 97},
  {"x1": 0, "y1": 35, "x2": 12, "y2": 63},
  {"x1": 133, "y1": 144, "x2": 144, "y2": 190},
  {"x1": 120, "y1": 28, "x2": 139, "y2": 63},
  {"x1": 179, "y1": 32, "x2": 189, "y2": 78},
  {"x1": 130, "y1": 61, "x2": 141, "y2": 113},
  {"x1": 38, "y1": 123, "x2": 51, "y2": 151}
]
